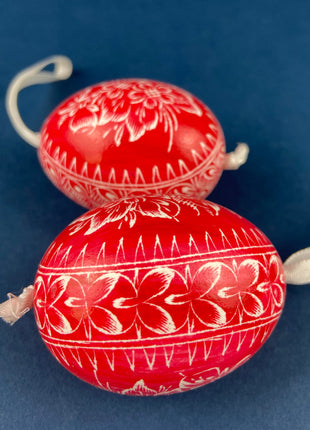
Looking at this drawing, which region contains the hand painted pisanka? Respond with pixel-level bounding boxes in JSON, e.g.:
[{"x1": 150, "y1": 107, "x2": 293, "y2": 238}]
[
  {"x1": 2, "y1": 195, "x2": 288, "y2": 395},
  {"x1": 0, "y1": 195, "x2": 309, "y2": 395},
  {"x1": 38, "y1": 79, "x2": 226, "y2": 208},
  {"x1": 56, "y1": 79, "x2": 204, "y2": 153},
  {"x1": 6, "y1": 56, "x2": 249, "y2": 209}
]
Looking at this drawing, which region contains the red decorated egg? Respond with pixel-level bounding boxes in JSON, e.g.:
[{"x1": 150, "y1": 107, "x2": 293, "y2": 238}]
[
  {"x1": 38, "y1": 79, "x2": 227, "y2": 208},
  {"x1": 7, "y1": 57, "x2": 249, "y2": 209},
  {"x1": 33, "y1": 195, "x2": 286, "y2": 395}
]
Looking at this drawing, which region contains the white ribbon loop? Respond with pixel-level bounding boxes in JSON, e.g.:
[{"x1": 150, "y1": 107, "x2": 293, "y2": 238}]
[
  {"x1": 224, "y1": 142, "x2": 249, "y2": 170},
  {"x1": 0, "y1": 285, "x2": 34, "y2": 325},
  {"x1": 283, "y1": 247, "x2": 310, "y2": 285},
  {"x1": 6, "y1": 55, "x2": 73, "y2": 148}
]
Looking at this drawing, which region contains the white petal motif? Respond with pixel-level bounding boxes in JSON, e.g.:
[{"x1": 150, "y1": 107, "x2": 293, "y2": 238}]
[
  {"x1": 139, "y1": 267, "x2": 175, "y2": 300},
  {"x1": 122, "y1": 379, "x2": 158, "y2": 396},
  {"x1": 138, "y1": 303, "x2": 176, "y2": 334},
  {"x1": 90, "y1": 307, "x2": 123, "y2": 335},
  {"x1": 48, "y1": 307, "x2": 73, "y2": 334},
  {"x1": 240, "y1": 292, "x2": 264, "y2": 317}
]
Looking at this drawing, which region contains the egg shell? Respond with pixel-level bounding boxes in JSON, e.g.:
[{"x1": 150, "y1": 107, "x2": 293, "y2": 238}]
[
  {"x1": 39, "y1": 79, "x2": 225, "y2": 208},
  {"x1": 33, "y1": 196, "x2": 286, "y2": 395}
]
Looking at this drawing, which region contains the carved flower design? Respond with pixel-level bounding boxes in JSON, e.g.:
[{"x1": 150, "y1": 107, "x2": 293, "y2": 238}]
[
  {"x1": 121, "y1": 379, "x2": 158, "y2": 396},
  {"x1": 35, "y1": 274, "x2": 136, "y2": 338},
  {"x1": 57, "y1": 80, "x2": 203, "y2": 152},
  {"x1": 121, "y1": 378, "x2": 181, "y2": 396},
  {"x1": 35, "y1": 256, "x2": 280, "y2": 340},
  {"x1": 58, "y1": 88, "x2": 100, "y2": 133},
  {"x1": 35, "y1": 268, "x2": 188, "y2": 338},
  {"x1": 165, "y1": 265, "x2": 227, "y2": 328},
  {"x1": 68, "y1": 195, "x2": 181, "y2": 235},
  {"x1": 113, "y1": 268, "x2": 188, "y2": 335},
  {"x1": 212, "y1": 260, "x2": 268, "y2": 320},
  {"x1": 165, "y1": 259, "x2": 267, "y2": 327},
  {"x1": 34, "y1": 276, "x2": 74, "y2": 335},
  {"x1": 179, "y1": 367, "x2": 225, "y2": 391},
  {"x1": 179, "y1": 354, "x2": 252, "y2": 391},
  {"x1": 169, "y1": 195, "x2": 220, "y2": 216},
  {"x1": 257, "y1": 255, "x2": 285, "y2": 308}
]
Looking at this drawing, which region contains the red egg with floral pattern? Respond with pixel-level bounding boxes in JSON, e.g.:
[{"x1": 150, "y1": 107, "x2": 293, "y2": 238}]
[
  {"x1": 38, "y1": 78, "x2": 230, "y2": 208},
  {"x1": 32, "y1": 195, "x2": 286, "y2": 395},
  {"x1": 7, "y1": 57, "x2": 249, "y2": 209}
]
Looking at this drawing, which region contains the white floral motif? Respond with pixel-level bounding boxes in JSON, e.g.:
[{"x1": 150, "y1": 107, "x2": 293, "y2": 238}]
[
  {"x1": 35, "y1": 274, "x2": 130, "y2": 338},
  {"x1": 257, "y1": 255, "x2": 285, "y2": 309},
  {"x1": 68, "y1": 195, "x2": 220, "y2": 236},
  {"x1": 170, "y1": 195, "x2": 220, "y2": 216},
  {"x1": 57, "y1": 80, "x2": 203, "y2": 152},
  {"x1": 57, "y1": 88, "x2": 100, "y2": 133},
  {"x1": 35, "y1": 268, "x2": 189, "y2": 338},
  {"x1": 121, "y1": 379, "x2": 158, "y2": 396},
  {"x1": 121, "y1": 379, "x2": 182, "y2": 396},
  {"x1": 178, "y1": 354, "x2": 252, "y2": 391},
  {"x1": 113, "y1": 268, "x2": 187, "y2": 335},
  {"x1": 62, "y1": 274, "x2": 125, "y2": 337},
  {"x1": 166, "y1": 259, "x2": 266, "y2": 326},
  {"x1": 214, "y1": 259, "x2": 266, "y2": 319},
  {"x1": 68, "y1": 196, "x2": 182, "y2": 235},
  {"x1": 121, "y1": 355, "x2": 254, "y2": 395},
  {"x1": 37, "y1": 248, "x2": 284, "y2": 340},
  {"x1": 34, "y1": 276, "x2": 74, "y2": 335}
]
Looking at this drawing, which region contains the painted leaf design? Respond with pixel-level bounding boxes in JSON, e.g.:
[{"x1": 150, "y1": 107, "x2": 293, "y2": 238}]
[
  {"x1": 99, "y1": 98, "x2": 131, "y2": 125},
  {"x1": 70, "y1": 108, "x2": 98, "y2": 134},
  {"x1": 33, "y1": 276, "x2": 46, "y2": 330},
  {"x1": 90, "y1": 306, "x2": 123, "y2": 334},
  {"x1": 240, "y1": 292, "x2": 264, "y2": 317},
  {"x1": 237, "y1": 259, "x2": 260, "y2": 292},
  {"x1": 138, "y1": 303, "x2": 176, "y2": 334},
  {"x1": 137, "y1": 199, "x2": 180, "y2": 220},
  {"x1": 192, "y1": 262, "x2": 224, "y2": 296},
  {"x1": 269, "y1": 255, "x2": 281, "y2": 283},
  {"x1": 138, "y1": 268, "x2": 175, "y2": 301},
  {"x1": 90, "y1": 273, "x2": 122, "y2": 303},
  {"x1": 271, "y1": 283, "x2": 284, "y2": 307},
  {"x1": 191, "y1": 299, "x2": 227, "y2": 327},
  {"x1": 48, "y1": 306, "x2": 73, "y2": 334}
]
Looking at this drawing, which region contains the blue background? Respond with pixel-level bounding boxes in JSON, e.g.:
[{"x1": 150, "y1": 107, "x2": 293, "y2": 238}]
[{"x1": 0, "y1": 1, "x2": 309, "y2": 429}]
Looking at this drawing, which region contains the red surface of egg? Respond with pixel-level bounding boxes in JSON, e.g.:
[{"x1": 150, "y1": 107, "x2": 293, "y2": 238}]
[
  {"x1": 33, "y1": 195, "x2": 286, "y2": 395},
  {"x1": 39, "y1": 79, "x2": 225, "y2": 208}
]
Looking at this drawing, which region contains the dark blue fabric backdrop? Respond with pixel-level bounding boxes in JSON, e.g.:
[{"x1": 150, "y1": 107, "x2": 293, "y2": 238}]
[{"x1": 0, "y1": 1, "x2": 309, "y2": 429}]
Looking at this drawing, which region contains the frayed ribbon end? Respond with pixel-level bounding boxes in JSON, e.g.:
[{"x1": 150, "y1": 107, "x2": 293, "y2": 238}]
[
  {"x1": 224, "y1": 143, "x2": 249, "y2": 170},
  {"x1": 0, "y1": 285, "x2": 34, "y2": 325}
]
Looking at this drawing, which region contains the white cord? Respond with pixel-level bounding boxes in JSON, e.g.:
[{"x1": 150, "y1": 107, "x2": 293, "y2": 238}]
[
  {"x1": 283, "y1": 247, "x2": 310, "y2": 285},
  {"x1": 224, "y1": 142, "x2": 249, "y2": 170},
  {"x1": 5, "y1": 55, "x2": 73, "y2": 148}
]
